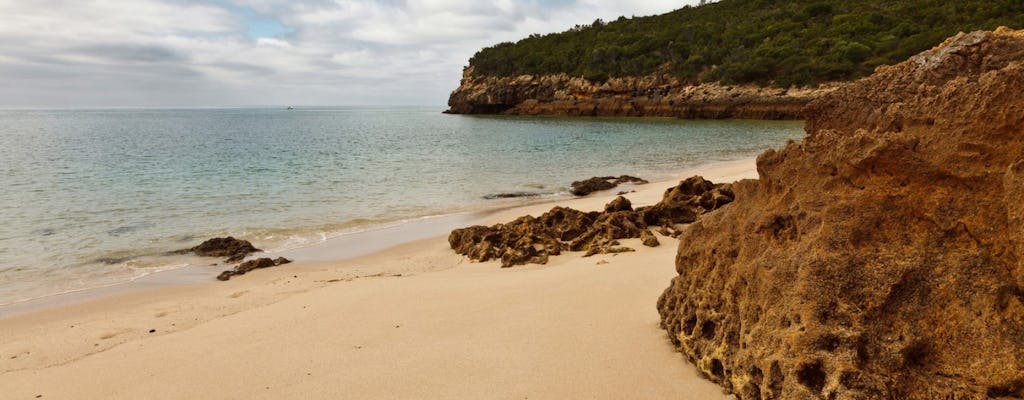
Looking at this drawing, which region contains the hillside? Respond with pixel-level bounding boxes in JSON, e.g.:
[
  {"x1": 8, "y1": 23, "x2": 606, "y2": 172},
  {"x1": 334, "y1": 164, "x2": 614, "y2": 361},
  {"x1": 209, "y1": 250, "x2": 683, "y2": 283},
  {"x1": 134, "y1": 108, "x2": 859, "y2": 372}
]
[{"x1": 468, "y1": 0, "x2": 1024, "y2": 87}]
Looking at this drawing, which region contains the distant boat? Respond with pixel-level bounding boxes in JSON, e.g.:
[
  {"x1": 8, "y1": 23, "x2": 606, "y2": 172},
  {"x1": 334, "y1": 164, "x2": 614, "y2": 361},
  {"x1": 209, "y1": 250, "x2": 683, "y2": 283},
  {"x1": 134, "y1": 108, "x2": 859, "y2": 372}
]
[{"x1": 286, "y1": 106, "x2": 294, "y2": 110}]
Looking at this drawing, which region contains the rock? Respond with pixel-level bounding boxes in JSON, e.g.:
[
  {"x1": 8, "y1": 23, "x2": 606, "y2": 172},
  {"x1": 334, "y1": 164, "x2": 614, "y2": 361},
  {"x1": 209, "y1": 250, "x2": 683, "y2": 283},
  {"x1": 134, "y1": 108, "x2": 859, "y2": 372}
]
[
  {"x1": 570, "y1": 177, "x2": 616, "y2": 196},
  {"x1": 189, "y1": 237, "x2": 260, "y2": 262},
  {"x1": 640, "y1": 229, "x2": 660, "y2": 247},
  {"x1": 571, "y1": 175, "x2": 649, "y2": 196},
  {"x1": 217, "y1": 257, "x2": 291, "y2": 281},
  {"x1": 604, "y1": 196, "x2": 633, "y2": 212},
  {"x1": 657, "y1": 28, "x2": 1024, "y2": 400},
  {"x1": 446, "y1": 66, "x2": 836, "y2": 119},
  {"x1": 483, "y1": 192, "x2": 545, "y2": 200},
  {"x1": 450, "y1": 176, "x2": 731, "y2": 267}
]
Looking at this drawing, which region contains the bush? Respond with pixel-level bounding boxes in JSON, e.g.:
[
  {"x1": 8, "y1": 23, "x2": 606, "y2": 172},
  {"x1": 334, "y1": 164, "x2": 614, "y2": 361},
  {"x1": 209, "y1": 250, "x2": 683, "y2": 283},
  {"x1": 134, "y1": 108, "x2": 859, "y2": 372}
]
[{"x1": 467, "y1": 0, "x2": 1024, "y2": 87}]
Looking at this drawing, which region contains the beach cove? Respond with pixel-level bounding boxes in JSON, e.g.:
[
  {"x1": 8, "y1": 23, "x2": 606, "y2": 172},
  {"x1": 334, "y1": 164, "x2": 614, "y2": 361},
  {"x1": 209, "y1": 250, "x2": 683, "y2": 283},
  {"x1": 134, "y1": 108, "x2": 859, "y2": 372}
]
[{"x1": 0, "y1": 159, "x2": 760, "y2": 399}]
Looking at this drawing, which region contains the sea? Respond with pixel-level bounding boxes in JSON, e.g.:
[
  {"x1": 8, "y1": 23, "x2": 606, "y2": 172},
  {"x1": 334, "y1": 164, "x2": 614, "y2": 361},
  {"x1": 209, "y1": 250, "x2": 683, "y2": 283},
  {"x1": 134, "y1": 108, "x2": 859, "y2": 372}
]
[{"x1": 0, "y1": 106, "x2": 803, "y2": 306}]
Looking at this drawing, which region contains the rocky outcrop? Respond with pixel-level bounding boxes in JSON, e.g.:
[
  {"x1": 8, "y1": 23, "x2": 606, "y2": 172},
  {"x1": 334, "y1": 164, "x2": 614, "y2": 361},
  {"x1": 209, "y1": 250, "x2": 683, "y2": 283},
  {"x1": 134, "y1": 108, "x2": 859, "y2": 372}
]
[
  {"x1": 449, "y1": 176, "x2": 733, "y2": 267},
  {"x1": 189, "y1": 237, "x2": 260, "y2": 263},
  {"x1": 570, "y1": 175, "x2": 648, "y2": 196},
  {"x1": 217, "y1": 257, "x2": 291, "y2": 281},
  {"x1": 446, "y1": 67, "x2": 835, "y2": 119},
  {"x1": 657, "y1": 28, "x2": 1024, "y2": 399}
]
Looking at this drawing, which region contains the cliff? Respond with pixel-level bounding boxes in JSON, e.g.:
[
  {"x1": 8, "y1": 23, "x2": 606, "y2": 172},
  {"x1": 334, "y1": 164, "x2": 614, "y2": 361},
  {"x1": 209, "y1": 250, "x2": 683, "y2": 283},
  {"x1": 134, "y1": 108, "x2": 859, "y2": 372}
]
[
  {"x1": 656, "y1": 27, "x2": 1024, "y2": 400},
  {"x1": 446, "y1": 68, "x2": 833, "y2": 119}
]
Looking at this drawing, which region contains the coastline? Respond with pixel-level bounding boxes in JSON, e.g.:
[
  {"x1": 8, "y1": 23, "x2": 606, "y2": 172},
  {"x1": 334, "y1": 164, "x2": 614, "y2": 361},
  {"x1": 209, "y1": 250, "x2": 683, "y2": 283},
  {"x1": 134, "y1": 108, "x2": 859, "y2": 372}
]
[
  {"x1": 446, "y1": 71, "x2": 836, "y2": 119},
  {"x1": 0, "y1": 156, "x2": 764, "y2": 317},
  {"x1": 0, "y1": 157, "x2": 758, "y2": 399}
]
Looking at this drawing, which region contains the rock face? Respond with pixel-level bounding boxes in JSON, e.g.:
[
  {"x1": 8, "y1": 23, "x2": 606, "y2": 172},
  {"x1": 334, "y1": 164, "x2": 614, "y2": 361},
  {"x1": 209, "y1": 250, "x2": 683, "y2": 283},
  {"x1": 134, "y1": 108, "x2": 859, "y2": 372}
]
[
  {"x1": 446, "y1": 67, "x2": 835, "y2": 119},
  {"x1": 657, "y1": 28, "x2": 1024, "y2": 399},
  {"x1": 570, "y1": 175, "x2": 648, "y2": 196},
  {"x1": 449, "y1": 176, "x2": 734, "y2": 267},
  {"x1": 189, "y1": 237, "x2": 260, "y2": 263},
  {"x1": 217, "y1": 257, "x2": 291, "y2": 281}
]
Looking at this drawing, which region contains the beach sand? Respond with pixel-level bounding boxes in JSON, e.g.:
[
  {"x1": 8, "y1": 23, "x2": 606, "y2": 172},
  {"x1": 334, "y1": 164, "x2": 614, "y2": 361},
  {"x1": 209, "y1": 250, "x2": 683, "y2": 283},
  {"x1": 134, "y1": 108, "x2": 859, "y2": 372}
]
[{"x1": 0, "y1": 158, "x2": 757, "y2": 399}]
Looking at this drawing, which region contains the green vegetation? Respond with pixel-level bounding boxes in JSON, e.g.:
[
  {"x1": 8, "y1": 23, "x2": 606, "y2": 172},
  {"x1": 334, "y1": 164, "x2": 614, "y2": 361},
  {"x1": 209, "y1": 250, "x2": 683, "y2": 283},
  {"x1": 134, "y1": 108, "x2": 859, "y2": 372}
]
[{"x1": 469, "y1": 0, "x2": 1024, "y2": 87}]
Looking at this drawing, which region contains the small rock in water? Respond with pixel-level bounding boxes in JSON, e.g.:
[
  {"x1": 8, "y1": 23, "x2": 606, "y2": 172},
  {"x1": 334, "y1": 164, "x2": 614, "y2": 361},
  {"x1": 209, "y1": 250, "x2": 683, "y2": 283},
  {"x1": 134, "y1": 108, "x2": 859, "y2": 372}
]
[
  {"x1": 570, "y1": 175, "x2": 648, "y2": 196},
  {"x1": 483, "y1": 192, "x2": 545, "y2": 200},
  {"x1": 187, "y1": 237, "x2": 261, "y2": 263}
]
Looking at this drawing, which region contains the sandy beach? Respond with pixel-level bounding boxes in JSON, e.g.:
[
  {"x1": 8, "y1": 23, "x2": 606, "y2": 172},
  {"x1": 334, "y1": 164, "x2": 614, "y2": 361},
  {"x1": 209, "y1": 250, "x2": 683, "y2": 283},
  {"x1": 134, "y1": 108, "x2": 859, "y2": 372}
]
[{"x1": 0, "y1": 158, "x2": 757, "y2": 399}]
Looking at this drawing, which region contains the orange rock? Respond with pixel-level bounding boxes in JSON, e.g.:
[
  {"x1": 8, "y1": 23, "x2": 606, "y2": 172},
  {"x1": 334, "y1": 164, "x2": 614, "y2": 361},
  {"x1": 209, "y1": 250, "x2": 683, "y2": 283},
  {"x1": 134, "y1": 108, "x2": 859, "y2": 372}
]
[{"x1": 657, "y1": 28, "x2": 1024, "y2": 399}]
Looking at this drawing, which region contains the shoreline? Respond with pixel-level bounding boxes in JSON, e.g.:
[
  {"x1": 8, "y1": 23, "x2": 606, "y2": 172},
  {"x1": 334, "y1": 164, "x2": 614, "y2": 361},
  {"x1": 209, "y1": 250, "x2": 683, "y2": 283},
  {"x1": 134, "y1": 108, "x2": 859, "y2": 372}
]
[
  {"x1": 0, "y1": 156, "x2": 763, "y2": 318},
  {"x1": 0, "y1": 157, "x2": 759, "y2": 399}
]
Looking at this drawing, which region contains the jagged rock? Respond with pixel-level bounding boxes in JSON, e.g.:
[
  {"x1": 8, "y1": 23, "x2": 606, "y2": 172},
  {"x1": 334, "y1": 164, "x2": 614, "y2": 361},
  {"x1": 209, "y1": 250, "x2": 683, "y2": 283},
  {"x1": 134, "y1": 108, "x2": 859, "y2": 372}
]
[
  {"x1": 217, "y1": 257, "x2": 291, "y2": 281},
  {"x1": 446, "y1": 67, "x2": 836, "y2": 119},
  {"x1": 189, "y1": 237, "x2": 260, "y2": 262},
  {"x1": 657, "y1": 28, "x2": 1024, "y2": 400},
  {"x1": 637, "y1": 176, "x2": 733, "y2": 226},
  {"x1": 571, "y1": 175, "x2": 649, "y2": 196},
  {"x1": 449, "y1": 176, "x2": 732, "y2": 267}
]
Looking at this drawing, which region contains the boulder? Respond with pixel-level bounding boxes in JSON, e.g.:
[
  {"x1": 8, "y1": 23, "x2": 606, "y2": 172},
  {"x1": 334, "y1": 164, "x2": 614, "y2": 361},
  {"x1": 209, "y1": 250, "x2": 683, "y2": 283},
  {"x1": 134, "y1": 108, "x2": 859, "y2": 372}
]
[{"x1": 657, "y1": 28, "x2": 1024, "y2": 400}]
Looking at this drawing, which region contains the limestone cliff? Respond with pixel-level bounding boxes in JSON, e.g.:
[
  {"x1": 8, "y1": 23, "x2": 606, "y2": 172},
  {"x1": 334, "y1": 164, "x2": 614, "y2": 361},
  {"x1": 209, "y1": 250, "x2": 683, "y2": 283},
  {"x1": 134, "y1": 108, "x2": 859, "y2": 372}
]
[
  {"x1": 446, "y1": 68, "x2": 834, "y2": 119},
  {"x1": 657, "y1": 28, "x2": 1024, "y2": 399}
]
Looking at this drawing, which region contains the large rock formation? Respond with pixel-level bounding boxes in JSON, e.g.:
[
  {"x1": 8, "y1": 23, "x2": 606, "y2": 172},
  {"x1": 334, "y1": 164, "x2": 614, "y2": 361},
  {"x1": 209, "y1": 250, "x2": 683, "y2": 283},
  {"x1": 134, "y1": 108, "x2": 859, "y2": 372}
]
[
  {"x1": 449, "y1": 176, "x2": 734, "y2": 267},
  {"x1": 657, "y1": 28, "x2": 1024, "y2": 399},
  {"x1": 446, "y1": 68, "x2": 835, "y2": 119}
]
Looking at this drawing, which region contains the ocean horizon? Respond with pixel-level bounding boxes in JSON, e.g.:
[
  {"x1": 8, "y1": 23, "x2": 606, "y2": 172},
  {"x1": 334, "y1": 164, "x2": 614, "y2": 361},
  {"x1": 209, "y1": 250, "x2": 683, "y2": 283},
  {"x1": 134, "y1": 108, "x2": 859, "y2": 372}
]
[{"x1": 0, "y1": 106, "x2": 803, "y2": 306}]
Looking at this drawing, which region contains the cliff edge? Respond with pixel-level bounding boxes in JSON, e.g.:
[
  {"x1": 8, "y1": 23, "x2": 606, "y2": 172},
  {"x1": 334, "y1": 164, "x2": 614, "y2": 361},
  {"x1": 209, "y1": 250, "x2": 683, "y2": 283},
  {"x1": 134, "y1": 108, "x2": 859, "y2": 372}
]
[
  {"x1": 657, "y1": 27, "x2": 1024, "y2": 399},
  {"x1": 446, "y1": 69, "x2": 833, "y2": 119}
]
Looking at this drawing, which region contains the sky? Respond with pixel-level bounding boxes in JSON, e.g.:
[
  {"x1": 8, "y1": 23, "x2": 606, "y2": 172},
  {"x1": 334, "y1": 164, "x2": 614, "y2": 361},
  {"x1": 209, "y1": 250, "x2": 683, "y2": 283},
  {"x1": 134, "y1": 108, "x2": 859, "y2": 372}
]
[{"x1": 0, "y1": 0, "x2": 699, "y2": 108}]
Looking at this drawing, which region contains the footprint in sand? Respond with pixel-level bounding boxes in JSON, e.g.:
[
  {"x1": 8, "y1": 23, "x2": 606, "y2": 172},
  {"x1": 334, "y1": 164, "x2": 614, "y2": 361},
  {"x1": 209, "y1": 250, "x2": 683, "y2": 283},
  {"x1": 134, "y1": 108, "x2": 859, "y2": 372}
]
[{"x1": 229, "y1": 290, "x2": 249, "y2": 298}]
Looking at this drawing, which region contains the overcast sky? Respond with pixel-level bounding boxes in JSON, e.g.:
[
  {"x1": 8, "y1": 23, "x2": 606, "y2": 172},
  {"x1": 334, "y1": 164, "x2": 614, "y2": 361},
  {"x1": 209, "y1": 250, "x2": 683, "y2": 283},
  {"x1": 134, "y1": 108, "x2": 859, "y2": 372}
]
[{"x1": 0, "y1": 0, "x2": 698, "y2": 108}]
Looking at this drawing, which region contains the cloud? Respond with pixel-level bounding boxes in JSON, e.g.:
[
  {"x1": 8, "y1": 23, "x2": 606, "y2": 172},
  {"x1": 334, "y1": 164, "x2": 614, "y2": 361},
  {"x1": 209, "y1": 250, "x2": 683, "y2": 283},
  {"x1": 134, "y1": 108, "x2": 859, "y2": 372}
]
[{"x1": 0, "y1": 0, "x2": 697, "y2": 107}]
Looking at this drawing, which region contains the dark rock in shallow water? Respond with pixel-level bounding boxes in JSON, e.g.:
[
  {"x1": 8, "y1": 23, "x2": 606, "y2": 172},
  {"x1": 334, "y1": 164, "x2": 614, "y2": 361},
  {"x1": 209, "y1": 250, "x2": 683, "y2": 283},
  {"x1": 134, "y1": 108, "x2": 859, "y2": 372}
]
[
  {"x1": 482, "y1": 192, "x2": 546, "y2": 200},
  {"x1": 449, "y1": 176, "x2": 732, "y2": 267},
  {"x1": 570, "y1": 175, "x2": 648, "y2": 196},
  {"x1": 189, "y1": 237, "x2": 260, "y2": 262},
  {"x1": 216, "y1": 257, "x2": 291, "y2": 281}
]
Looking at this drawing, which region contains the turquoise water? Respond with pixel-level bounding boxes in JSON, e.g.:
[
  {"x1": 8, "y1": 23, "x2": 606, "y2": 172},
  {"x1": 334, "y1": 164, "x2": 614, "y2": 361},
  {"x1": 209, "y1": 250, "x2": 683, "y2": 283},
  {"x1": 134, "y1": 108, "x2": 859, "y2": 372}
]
[{"x1": 0, "y1": 107, "x2": 803, "y2": 304}]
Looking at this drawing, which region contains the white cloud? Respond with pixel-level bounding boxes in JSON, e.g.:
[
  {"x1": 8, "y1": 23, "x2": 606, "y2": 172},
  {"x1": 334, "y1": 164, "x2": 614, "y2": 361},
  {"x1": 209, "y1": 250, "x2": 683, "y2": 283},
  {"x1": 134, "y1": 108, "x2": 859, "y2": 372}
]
[{"x1": 0, "y1": 0, "x2": 696, "y2": 107}]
